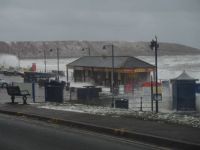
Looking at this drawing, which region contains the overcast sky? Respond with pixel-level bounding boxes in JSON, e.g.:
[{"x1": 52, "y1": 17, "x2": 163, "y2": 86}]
[{"x1": 0, "y1": 0, "x2": 200, "y2": 48}]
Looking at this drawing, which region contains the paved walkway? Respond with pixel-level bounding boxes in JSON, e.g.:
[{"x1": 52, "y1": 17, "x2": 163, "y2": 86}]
[{"x1": 0, "y1": 103, "x2": 200, "y2": 148}]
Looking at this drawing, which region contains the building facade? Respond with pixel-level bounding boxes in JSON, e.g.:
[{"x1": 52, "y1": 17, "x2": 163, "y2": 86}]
[{"x1": 67, "y1": 56, "x2": 155, "y2": 92}]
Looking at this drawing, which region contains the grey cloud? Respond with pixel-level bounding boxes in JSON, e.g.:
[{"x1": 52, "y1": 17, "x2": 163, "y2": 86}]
[{"x1": 0, "y1": 0, "x2": 200, "y2": 48}]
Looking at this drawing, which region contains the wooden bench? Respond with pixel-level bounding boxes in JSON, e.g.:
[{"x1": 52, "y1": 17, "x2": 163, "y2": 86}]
[{"x1": 6, "y1": 86, "x2": 30, "y2": 104}]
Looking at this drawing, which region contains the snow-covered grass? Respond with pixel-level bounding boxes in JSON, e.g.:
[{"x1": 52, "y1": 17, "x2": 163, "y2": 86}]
[{"x1": 37, "y1": 102, "x2": 200, "y2": 128}]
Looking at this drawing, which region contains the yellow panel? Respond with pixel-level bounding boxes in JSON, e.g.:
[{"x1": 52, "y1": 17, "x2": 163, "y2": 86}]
[
  {"x1": 153, "y1": 86, "x2": 162, "y2": 94},
  {"x1": 134, "y1": 68, "x2": 146, "y2": 73}
]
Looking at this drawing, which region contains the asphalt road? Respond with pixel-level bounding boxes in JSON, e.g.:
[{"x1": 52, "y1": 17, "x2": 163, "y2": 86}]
[{"x1": 0, "y1": 114, "x2": 164, "y2": 150}]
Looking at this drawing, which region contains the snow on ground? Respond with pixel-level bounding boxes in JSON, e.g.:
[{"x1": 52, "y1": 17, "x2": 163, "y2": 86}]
[
  {"x1": 69, "y1": 82, "x2": 93, "y2": 88},
  {"x1": 37, "y1": 102, "x2": 200, "y2": 128}
]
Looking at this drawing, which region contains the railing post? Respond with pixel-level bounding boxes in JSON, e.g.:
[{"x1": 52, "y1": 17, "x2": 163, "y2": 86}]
[{"x1": 140, "y1": 97, "x2": 143, "y2": 111}]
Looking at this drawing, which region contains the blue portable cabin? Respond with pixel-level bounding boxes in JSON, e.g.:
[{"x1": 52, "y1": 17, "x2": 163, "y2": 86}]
[{"x1": 171, "y1": 71, "x2": 198, "y2": 111}]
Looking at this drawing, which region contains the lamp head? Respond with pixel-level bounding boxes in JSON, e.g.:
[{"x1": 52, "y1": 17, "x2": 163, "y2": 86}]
[
  {"x1": 150, "y1": 40, "x2": 155, "y2": 50},
  {"x1": 102, "y1": 45, "x2": 106, "y2": 49}
]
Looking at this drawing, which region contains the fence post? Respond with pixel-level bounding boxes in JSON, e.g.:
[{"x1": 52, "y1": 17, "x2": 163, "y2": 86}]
[
  {"x1": 69, "y1": 88, "x2": 72, "y2": 101},
  {"x1": 32, "y1": 81, "x2": 35, "y2": 103},
  {"x1": 140, "y1": 97, "x2": 143, "y2": 111}
]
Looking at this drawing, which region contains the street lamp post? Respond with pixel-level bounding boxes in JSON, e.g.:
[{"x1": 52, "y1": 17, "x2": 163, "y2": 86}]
[
  {"x1": 49, "y1": 48, "x2": 60, "y2": 81},
  {"x1": 56, "y1": 48, "x2": 60, "y2": 81},
  {"x1": 150, "y1": 36, "x2": 159, "y2": 113},
  {"x1": 39, "y1": 49, "x2": 47, "y2": 73},
  {"x1": 102, "y1": 44, "x2": 115, "y2": 108},
  {"x1": 82, "y1": 47, "x2": 91, "y2": 56},
  {"x1": 18, "y1": 51, "x2": 20, "y2": 68},
  {"x1": 44, "y1": 49, "x2": 47, "y2": 73}
]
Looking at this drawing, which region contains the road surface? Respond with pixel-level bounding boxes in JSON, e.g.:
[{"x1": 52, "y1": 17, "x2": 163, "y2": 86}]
[{"x1": 0, "y1": 114, "x2": 164, "y2": 150}]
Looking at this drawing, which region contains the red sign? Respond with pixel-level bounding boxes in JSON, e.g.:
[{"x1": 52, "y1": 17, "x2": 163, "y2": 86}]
[
  {"x1": 142, "y1": 82, "x2": 161, "y2": 87},
  {"x1": 32, "y1": 63, "x2": 36, "y2": 72}
]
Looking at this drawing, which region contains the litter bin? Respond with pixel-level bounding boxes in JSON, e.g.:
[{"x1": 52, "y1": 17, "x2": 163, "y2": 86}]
[
  {"x1": 77, "y1": 87, "x2": 102, "y2": 100},
  {"x1": 115, "y1": 98, "x2": 129, "y2": 109},
  {"x1": 45, "y1": 80, "x2": 65, "y2": 102},
  {"x1": 77, "y1": 88, "x2": 88, "y2": 100}
]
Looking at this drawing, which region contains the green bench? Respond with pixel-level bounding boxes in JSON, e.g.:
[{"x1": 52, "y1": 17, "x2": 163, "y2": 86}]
[{"x1": 6, "y1": 86, "x2": 30, "y2": 104}]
